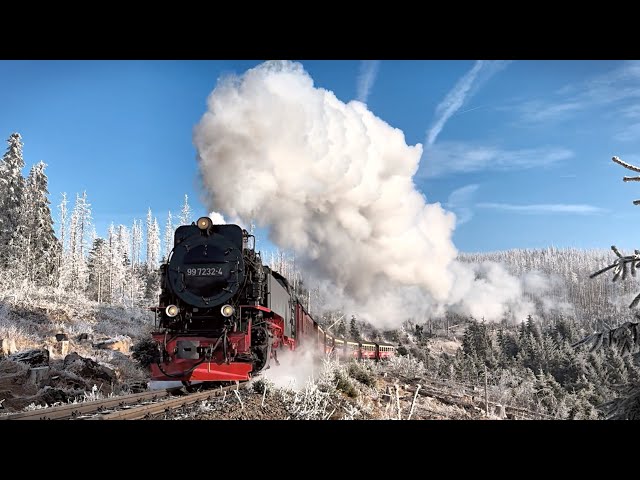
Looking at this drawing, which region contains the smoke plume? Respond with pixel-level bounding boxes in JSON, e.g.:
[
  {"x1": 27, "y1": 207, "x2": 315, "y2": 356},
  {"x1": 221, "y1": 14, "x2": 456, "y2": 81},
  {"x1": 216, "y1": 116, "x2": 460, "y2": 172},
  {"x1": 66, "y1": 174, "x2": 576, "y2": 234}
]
[{"x1": 194, "y1": 61, "x2": 547, "y2": 328}]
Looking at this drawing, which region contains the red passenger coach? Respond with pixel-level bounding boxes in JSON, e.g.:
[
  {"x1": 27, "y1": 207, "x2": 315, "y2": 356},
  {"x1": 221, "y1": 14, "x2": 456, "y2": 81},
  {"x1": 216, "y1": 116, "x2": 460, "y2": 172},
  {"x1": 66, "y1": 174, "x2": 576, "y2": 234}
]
[
  {"x1": 295, "y1": 303, "x2": 317, "y2": 349},
  {"x1": 377, "y1": 342, "x2": 395, "y2": 360},
  {"x1": 347, "y1": 340, "x2": 360, "y2": 359},
  {"x1": 360, "y1": 341, "x2": 377, "y2": 360}
]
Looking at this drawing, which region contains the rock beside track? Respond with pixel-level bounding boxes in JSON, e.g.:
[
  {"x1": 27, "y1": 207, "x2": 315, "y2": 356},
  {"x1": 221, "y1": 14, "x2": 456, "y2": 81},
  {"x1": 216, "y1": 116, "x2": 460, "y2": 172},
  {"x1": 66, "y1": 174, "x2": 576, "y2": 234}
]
[
  {"x1": 0, "y1": 352, "x2": 118, "y2": 411},
  {"x1": 8, "y1": 349, "x2": 50, "y2": 367},
  {"x1": 63, "y1": 352, "x2": 116, "y2": 384}
]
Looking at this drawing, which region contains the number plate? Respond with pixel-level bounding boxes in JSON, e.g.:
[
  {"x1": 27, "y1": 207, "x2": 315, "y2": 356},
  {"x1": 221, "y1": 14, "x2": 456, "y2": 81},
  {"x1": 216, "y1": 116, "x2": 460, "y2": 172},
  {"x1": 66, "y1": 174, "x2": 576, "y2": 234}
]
[{"x1": 185, "y1": 266, "x2": 224, "y2": 276}]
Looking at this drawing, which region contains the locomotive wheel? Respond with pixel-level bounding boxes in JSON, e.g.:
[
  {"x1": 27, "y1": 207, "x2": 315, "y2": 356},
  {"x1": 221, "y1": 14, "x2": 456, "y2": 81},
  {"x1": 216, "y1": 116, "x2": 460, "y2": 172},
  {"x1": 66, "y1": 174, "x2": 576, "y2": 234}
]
[
  {"x1": 251, "y1": 326, "x2": 271, "y2": 372},
  {"x1": 182, "y1": 381, "x2": 203, "y2": 393}
]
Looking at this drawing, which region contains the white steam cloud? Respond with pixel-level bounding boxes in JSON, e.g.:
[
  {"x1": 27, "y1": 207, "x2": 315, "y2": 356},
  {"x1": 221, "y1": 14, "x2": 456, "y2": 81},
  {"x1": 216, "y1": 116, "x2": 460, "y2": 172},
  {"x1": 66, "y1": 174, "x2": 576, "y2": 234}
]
[
  {"x1": 208, "y1": 211, "x2": 226, "y2": 224},
  {"x1": 193, "y1": 61, "x2": 551, "y2": 328},
  {"x1": 259, "y1": 347, "x2": 319, "y2": 390}
]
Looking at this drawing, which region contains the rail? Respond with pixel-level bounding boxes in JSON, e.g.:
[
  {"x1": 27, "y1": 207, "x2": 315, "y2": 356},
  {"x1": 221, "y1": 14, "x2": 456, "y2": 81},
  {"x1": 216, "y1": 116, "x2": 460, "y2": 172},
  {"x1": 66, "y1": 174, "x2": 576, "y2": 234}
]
[
  {"x1": 95, "y1": 382, "x2": 246, "y2": 420},
  {"x1": 0, "y1": 389, "x2": 172, "y2": 420}
]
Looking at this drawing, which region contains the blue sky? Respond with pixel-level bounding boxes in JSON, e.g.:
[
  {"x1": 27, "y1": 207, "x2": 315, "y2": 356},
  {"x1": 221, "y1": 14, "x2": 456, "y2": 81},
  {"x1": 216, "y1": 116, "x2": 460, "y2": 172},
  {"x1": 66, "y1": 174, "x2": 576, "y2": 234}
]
[{"x1": 1, "y1": 60, "x2": 640, "y2": 253}]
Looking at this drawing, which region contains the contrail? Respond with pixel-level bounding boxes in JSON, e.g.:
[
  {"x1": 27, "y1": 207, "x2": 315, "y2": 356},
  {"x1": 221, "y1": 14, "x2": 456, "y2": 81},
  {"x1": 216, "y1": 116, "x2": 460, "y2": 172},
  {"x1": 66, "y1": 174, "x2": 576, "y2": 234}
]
[
  {"x1": 452, "y1": 105, "x2": 485, "y2": 117},
  {"x1": 426, "y1": 60, "x2": 509, "y2": 146},
  {"x1": 356, "y1": 60, "x2": 380, "y2": 104}
]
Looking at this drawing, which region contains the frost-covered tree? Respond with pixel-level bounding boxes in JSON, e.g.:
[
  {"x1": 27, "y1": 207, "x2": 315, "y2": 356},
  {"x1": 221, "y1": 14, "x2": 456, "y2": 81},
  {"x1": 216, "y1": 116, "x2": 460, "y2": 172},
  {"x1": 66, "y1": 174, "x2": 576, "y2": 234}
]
[
  {"x1": 591, "y1": 156, "x2": 640, "y2": 307},
  {"x1": 56, "y1": 192, "x2": 69, "y2": 287},
  {"x1": 144, "y1": 209, "x2": 161, "y2": 302},
  {"x1": 131, "y1": 219, "x2": 143, "y2": 267},
  {"x1": 146, "y1": 208, "x2": 160, "y2": 270},
  {"x1": 117, "y1": 224, "x2": 132, "y2": 303},
  {"x1": 163, "y1": 210, "x2": 174, "y2": 261},
  {"x1": 77, "y1": 192, "x2": 91, "y2": 257},
  {"x1": 86, "y1": 237, "x2": 109, "y2": 302},
  {"x1": 107, "y1": 224, "x2": 133, "y2": 304},
  {"x1": 127, "y1": 218, "x2": 146, "y2": 305},
  {"x1": 587, "y1": 155, "x2": 640, "y2": 419},
  {"x1": 22, "y1": 162, "x2": 58, "y2": 285},
  {"x1": 57, "y1": 193, "x2": 68, "y2": 257},
  {"x1": 106, "y1": 224, "x2": 115, "y2": 300},
  {"x1": 65, "y1": 192, "x2": 92, "y2": 291},
  {"x1": 66, "y1": 203, "x2": 80, "y2": 289},
  {"x1": 0, "y1": 133, "x2": 27, "y2": 269},
  {"x1": 117, "y1": 224, "x2": 131, "y2": 270},
  {"x1": 349, "y1": 315, "x2": 361, "y2": 341},
  {"x1": 179, "y1": 194, "x2": 192, "y2": 226}
]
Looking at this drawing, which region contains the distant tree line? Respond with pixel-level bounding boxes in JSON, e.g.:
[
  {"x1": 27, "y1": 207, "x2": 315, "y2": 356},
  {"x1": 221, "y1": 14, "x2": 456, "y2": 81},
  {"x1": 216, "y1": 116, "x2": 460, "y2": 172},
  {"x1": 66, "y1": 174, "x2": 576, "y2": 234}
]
[{"x1": 460, "y1": 247, "x2": 640, "y2": 331}]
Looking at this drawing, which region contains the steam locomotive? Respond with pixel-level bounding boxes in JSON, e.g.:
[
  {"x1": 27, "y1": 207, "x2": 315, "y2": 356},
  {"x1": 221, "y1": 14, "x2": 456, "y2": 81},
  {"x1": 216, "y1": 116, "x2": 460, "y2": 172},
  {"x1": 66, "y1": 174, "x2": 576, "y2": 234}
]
[{"x1": 150, "y1": 217, "x2": 395, "y2": 384}]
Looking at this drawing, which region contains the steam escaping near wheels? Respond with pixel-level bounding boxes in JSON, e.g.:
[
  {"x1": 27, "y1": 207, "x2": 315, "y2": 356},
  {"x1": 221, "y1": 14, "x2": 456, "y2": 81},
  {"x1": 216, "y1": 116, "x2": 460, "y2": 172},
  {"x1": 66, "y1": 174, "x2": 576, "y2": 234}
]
[{"x1": 194, "y1": 61, "x2": 564, "y2": 327}]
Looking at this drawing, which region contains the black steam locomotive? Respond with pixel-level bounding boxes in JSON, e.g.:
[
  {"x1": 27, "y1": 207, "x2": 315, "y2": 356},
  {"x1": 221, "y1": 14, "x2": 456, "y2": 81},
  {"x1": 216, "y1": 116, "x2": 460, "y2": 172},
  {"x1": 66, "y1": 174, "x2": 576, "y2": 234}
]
[{"x1": 150, "y1": 217, "x2": 394, "y2": 384}]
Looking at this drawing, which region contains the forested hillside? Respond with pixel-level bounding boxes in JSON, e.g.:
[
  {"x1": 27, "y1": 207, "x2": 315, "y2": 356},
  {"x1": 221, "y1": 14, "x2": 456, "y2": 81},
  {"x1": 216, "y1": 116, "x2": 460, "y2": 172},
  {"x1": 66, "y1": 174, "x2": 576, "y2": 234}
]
[{"x1": 461, "y1": 248, "x2": 639, "y2": 330}]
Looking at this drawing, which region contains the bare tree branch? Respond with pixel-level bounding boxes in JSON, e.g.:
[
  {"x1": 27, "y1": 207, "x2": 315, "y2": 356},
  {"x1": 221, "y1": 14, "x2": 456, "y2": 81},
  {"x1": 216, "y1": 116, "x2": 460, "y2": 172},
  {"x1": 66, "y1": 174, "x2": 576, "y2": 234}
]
[
  {"x1": 407, "y1": 384, "x2": 421, "y2": 420},
  {"x1": 612, "y1": 156, "x2": 640, "y2": 172}
]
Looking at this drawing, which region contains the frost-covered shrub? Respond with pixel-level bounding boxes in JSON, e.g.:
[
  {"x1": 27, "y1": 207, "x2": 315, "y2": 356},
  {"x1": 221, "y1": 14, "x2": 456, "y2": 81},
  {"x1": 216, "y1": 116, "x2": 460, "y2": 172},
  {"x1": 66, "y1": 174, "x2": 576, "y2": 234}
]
[
  {"x1": 348, "y1": 361, "x2": 376, "y2": 387},
  {"x1": 277, "y1": 357, "x2": 364, "y2": 420},
  {"x1": 384, "y1": 355, "x2": 426, "y2": 378}
]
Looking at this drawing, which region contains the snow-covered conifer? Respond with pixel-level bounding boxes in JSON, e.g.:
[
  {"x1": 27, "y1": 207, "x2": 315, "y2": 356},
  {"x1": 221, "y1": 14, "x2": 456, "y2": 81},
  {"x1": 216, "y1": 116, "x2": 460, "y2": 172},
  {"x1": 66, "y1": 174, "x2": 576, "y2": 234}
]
[
  {"x1": 65, "y1": 192, "x2": 91, "y2": 291},
  {"x1": 179, "y1": 194, "x2": 192, "y2": 226},
  {"x1": 131, "y1": 219, "x2": 143, "y2": 267},
  {"x1": 146, "y1": 208, "x2": 160, "y2": 270},
  {"x1": 86, "y1": 237, "x2": 109, "y2": 302},
  {"x1": 106, "y1": 224, "x2": 130, "y2": 303},
  {"x1": 0, "y1": 133, "x2": 27, "y2": 268},
  {"x1": 22, "y1": 162, "x2": 58, "y2": 285},
  {"x1": 163, "y1": 210, "x2": 173, "y2": 261},
  {"x1": 56, "y1": 192, "x2": 69, "y2": 287}
]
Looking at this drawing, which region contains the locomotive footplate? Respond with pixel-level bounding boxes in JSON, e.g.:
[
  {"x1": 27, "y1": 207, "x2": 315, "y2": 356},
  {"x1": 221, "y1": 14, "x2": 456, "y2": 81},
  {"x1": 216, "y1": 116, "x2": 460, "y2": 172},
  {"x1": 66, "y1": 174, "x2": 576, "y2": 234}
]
[{"x1": 151, "y1": 359, "x2": 253, "y2": 382}]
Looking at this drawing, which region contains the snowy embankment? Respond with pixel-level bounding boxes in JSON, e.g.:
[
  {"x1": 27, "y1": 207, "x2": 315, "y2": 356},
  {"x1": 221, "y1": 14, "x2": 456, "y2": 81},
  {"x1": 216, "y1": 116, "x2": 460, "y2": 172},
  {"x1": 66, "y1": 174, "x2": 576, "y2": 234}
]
[{"x1": 0, "y1": 287, "x2": 154, "y2": 411}]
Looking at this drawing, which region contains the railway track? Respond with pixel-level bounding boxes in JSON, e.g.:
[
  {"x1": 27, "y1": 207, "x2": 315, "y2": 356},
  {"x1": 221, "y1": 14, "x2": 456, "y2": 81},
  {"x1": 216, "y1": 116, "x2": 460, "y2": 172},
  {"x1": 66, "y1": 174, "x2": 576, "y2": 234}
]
[
  {"x1": 96, "y1": 383, "x2": 244, "y2": 420},
  {"x1": 0, "y1": 383, "x2": 246, "y2": 420}
]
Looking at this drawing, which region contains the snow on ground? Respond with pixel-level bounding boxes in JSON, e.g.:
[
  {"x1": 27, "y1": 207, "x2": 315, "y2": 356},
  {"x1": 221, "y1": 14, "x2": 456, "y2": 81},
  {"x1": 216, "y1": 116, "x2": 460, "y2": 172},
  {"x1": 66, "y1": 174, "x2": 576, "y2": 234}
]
[{"x1": 0, "y1": 288, "x2": 154, "y2": 411}]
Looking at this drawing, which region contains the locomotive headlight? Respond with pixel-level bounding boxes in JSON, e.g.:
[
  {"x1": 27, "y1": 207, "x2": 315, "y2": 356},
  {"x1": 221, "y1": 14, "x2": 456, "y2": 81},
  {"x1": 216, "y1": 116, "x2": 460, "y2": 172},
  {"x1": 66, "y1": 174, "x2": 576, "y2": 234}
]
[
  {"x1": 166, "y1": 305, "x2": 179, "y2": 317},
  {"x1": 197, "y1": 216, "x2": 213, "y2": 230},
  {"x1": 221, "y1": 304, "x2": 235, "y2": 317}
]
